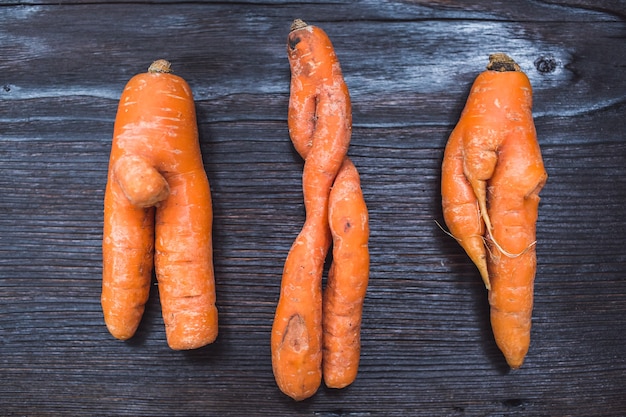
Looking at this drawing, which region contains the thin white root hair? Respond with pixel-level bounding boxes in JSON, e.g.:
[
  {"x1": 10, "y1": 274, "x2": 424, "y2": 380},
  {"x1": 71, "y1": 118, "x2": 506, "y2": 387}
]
[
  {"x1": 434, "y1": 219, "x2": 460, "y2": 242},
  {"x1": 483, "y1": 230, "x2": 536, "y2": 259},
  {"x1": 434, "y1": 219, "x2": 486, "y2": 244}
]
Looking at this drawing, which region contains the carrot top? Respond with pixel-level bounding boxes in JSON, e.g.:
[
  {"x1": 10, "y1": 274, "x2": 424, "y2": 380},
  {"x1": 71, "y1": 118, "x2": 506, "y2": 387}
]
[
  {"x1": 290, "y1": 18, "x2": 309, "y2": 32},
  {"x1": 486, "y1": 53, "x2": 522, "y2": 72},
  {"x1": 148, "y1": 59, "x2": 173, "y2": 74}
]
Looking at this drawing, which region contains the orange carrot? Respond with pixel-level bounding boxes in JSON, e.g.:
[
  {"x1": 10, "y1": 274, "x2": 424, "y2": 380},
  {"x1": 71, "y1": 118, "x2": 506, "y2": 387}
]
[
  {"x1": 271, "y1": 19, "x2": 351, "y2": 401},
  {"x1": 102, "y1": 59, "x2": 218, "y2": 350},
  {"x1": 441, "y1": 53, "x2": 547, "y2": 368},
  {"x1": 323, "y1": 158, "x2": 369, "y2": 388}
]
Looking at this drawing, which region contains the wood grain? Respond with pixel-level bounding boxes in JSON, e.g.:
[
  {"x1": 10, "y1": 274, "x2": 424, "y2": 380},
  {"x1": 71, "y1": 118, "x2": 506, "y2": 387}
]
[{"x1": 1, "y1": 1, "x2": 625, "y2": 415}]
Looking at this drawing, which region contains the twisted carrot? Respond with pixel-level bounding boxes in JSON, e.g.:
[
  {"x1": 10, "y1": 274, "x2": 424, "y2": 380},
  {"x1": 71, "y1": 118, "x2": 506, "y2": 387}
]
[{"x1": 272, "y1": 19, "x2": 369, "y2": 401}]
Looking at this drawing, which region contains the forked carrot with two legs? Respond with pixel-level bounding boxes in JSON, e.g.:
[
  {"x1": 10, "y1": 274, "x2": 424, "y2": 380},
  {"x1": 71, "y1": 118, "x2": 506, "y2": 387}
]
[
  {"x1": 442, "y1": 53, "x2": 547, "y2": 368},
  {"x1": 102, "y1": 59, "x2": 218, "y2": 350}
]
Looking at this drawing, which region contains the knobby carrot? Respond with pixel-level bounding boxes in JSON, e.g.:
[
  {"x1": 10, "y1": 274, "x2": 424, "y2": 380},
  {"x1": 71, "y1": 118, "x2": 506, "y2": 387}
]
[
  {"x1": 271, "y1": 19, "x2": 369, "y2": 401},
  {"x1": 441, "y1": 53, "x2": 547, "y2": 368},
  {"x1": 102, "y1": 59, "x2": 218, "y2": 350}
]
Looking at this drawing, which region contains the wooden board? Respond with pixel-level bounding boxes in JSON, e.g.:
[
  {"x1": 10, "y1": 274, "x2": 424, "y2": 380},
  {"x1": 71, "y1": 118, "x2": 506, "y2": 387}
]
[{"x1": 1, "y1": 1, "x2": 625, "y2": 415}]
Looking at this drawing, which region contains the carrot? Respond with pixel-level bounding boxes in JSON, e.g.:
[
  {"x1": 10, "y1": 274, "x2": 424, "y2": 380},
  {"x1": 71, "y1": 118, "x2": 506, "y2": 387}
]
[
  {"x1": 441, "y1": 53, "x2": 547, "y2": 368},
  {"x1": 102, "y1": 59, "x2": 218, "y2": 350},
  {"x1": 323, "y1": 158, "x2": 369, "y2": 388},
  {"x1": 288, "y1": 142, "x2": 369, "y2": 390},
  {"x1": 271, "y1": 19, "x2": 353, "y2": 401}
]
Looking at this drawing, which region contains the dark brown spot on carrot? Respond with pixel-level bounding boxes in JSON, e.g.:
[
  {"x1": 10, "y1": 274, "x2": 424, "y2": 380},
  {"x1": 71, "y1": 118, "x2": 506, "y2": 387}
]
[{"x1": 288, "y1": 36, "x2": 301, "y2": 50}]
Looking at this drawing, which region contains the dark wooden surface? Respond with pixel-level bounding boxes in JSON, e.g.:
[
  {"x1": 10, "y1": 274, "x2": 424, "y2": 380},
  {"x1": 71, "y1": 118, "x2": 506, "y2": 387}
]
[{"x1": 1, "y1": 1, "x2": 625, "y2": 415}]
